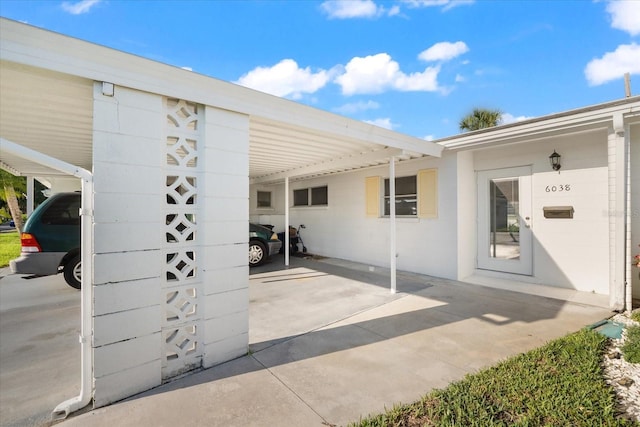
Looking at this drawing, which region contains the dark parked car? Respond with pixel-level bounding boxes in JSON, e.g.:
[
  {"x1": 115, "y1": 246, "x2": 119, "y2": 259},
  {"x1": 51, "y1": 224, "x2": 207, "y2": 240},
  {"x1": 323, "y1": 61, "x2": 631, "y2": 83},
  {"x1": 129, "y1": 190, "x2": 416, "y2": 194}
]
[
  {"x1": 249, "y1": 223, "x2": 282, "y2": 267},
  {"x1": 10, "y1": 192, "x2": 82, "y2": 288},
  {"x1": 10, "y1": 192, "x2": 281, "y2": 288}
]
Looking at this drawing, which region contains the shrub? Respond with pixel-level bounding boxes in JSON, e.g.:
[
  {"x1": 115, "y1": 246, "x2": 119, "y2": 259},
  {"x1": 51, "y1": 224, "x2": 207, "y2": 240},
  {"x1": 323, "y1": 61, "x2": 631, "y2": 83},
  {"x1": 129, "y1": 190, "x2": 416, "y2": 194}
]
[{"x1": 622, "y1": 325, "x2": 640, "y2": 364}]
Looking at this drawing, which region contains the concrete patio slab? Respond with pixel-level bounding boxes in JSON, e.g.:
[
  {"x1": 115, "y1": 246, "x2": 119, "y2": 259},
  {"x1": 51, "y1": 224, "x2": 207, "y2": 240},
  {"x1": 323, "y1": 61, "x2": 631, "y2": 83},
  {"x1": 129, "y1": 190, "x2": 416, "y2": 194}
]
[{"x1": 59, "y1": 255, "x2": 612, "y2": 427}]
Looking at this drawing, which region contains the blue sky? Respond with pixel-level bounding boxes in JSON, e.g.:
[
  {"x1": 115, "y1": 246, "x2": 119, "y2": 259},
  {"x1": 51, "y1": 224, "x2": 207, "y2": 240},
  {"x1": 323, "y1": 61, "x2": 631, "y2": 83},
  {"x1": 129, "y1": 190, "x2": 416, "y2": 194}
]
[{"x1": 1, "y1": 0, "x2": 639, "y2": 140}]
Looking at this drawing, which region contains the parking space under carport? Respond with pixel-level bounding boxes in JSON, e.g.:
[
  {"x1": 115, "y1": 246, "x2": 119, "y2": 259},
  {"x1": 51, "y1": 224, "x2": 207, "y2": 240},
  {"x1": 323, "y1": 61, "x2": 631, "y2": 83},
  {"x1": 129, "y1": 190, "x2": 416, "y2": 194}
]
[{"x1": 59, "y1": 255, "x2": 611, "y2": 427}]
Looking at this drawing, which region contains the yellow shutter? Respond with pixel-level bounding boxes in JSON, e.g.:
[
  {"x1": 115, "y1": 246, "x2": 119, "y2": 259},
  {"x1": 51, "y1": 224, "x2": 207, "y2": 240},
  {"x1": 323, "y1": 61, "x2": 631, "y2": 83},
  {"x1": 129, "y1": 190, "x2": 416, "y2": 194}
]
[
  {"x1": 365, "y1": 176, "x2": 380, "y2": 217},
  {"x1": 417, "y1": 169, "x2": 438, "y2": 219}
]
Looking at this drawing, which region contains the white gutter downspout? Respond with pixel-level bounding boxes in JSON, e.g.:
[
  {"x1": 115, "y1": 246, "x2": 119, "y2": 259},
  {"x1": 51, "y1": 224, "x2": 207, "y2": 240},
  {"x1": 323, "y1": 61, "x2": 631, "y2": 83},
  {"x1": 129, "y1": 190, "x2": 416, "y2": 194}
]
[
  {"x1": 285, "y1": 176, "x2": 290, "y2": 267},
  {"x1": 625, "y1": 123, "x2": 632, "y2": 314},
  {"x1": 389, "y1": 156, "x2": 397, "y2": 294},
  {"x1": 0, "y1": 139, "x2": 94, "y2": 420},
  {"x1": 609, "y1": 115, "x2": 627, "y2": 311}
]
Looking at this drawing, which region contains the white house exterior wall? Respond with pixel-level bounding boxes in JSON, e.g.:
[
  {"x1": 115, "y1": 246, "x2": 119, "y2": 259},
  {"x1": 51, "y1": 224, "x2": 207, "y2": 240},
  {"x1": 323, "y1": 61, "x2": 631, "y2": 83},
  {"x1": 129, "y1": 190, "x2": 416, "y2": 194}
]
[
  {"x1": 631, "y1": 123, "x2": 640, "y2": 300},
  {"x1": 471, "y1": 130, "x2": 610, "y2": 295},
  {"x1": 91, "y1": 84, "x2": 249, "y2": 407},
  {"x1": 251, "y1": 127, "x2": 617, "y2": 298},
  {"x1": 455, "y1": 150, "x2": 476, "y2": 280},
  {"x1": 250, "y1": 154, "x2": 460, "y2": 280}
]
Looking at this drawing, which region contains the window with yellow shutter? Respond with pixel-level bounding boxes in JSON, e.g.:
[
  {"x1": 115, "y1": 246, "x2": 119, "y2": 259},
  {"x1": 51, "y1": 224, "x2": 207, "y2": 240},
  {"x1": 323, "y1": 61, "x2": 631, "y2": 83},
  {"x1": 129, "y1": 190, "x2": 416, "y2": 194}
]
[
  {"x1": 417, "y1": 169, "x2": 438, "y2": 219},
  {"x1": 366, "y1": 169, "x2": 437, "y2": 218}
]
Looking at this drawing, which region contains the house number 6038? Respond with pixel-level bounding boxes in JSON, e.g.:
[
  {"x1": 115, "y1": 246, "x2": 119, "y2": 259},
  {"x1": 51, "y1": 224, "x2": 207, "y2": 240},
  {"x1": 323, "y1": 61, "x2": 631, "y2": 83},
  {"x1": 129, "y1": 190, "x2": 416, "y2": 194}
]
[{"x1": 545, "y1": 184, "x2": 571, "y2": 192}]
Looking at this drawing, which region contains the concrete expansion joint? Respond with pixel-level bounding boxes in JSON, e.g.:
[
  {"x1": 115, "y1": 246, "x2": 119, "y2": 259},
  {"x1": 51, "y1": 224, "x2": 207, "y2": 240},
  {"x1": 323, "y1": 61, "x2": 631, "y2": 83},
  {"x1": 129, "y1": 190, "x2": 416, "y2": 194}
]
[{"x1": 249, "y1": 353, "x2": 332, "y2": 426}]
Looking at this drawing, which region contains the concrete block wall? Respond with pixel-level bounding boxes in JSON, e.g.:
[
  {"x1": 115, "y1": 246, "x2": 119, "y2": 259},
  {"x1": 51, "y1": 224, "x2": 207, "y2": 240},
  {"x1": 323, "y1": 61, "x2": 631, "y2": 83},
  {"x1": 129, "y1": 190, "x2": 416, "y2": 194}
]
[
  {"x1": 91, "y1": 85, "x2": 249, "y2": 407},
  {"x1": 201, "y1": 106, "x2": 249, "y2": 368},
  {"x1": 92, "y1": 84, "x2": 164, "y2": 407}
]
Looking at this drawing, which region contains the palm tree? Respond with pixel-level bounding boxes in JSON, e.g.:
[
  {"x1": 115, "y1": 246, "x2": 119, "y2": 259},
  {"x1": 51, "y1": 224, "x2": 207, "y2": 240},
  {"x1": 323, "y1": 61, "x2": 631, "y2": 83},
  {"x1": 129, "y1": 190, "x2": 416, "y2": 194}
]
[
  {"x1": 0, "y1": 170, "x2": 26, "y2": 232},
  {"x1": 459, "y1": 108, "x2": 502, "y2": 132}
]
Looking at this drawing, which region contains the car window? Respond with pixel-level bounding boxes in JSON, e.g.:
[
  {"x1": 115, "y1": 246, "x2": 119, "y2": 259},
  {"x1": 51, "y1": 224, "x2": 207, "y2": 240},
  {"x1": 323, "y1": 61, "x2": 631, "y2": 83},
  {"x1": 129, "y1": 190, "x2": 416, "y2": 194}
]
[{"x1": 40, "y1": 195, "x2": 81, "y2": 226}]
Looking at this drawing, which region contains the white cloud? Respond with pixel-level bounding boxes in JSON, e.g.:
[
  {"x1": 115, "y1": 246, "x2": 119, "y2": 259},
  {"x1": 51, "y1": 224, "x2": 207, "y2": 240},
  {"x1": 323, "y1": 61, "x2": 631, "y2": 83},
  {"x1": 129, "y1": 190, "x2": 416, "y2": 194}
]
[
  {"x1": 320, "y1": 0, "x2": 397, "y2": 19},
  {"x1": 394, "y1": 66, "x2": 441, "y2": 91},
  {"x1": 388, "y1": 5, "x2": 401, "y2": 16},
  {"x1": 61, "y1": 0, "x2": 100, "y2": 15},
  {"x1": 455, "y1": 74, "x2": 466, "y2": 82},
  {"x1": 419, "y1": 41, "x2": 469, "y2": 62},
  {"x1": 235, "y1": 59, "x2": 330, "y2": 99},
  {"x1": 501, "y1": 113, "x2": 534, "y2": 125},
  {"x1": 423, "y1": 134, "x2": 435, "y2": 141},
  {"x1": 333, "y1": 100, "x2": 381, "y2": 114},
  {"x1": 335, "y1": 53, "x2": 441, "y2": 95},
  {"x1": 335, "y1": 54, "x2": 399, "y2": 94},
  {"x1": 402, "y1": 0, "x2": 474, "y2": 11},
  {"x1": 606, "y1": 0, "x2": 640, "y2": 36},
  {"x1": 364, "y1": 118, "x2": 396, "y2": 130},
  {"x1": 584, "y1": 43, "x2": 640, "y2": 86}
]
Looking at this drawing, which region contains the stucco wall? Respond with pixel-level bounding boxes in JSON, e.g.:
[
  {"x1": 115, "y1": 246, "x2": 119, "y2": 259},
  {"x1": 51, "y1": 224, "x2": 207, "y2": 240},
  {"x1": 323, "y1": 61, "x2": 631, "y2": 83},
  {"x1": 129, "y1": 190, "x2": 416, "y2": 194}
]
[
  {"x1": 631, "y1": 123, "x2": 640, "y2": 300},
  {"x1": 250, "y1": 153, "x2": 460, "y2": 280},
  {"x1": 92, "y1": 85, "x2": 248, "y2": 407},
  {"x1": 472, "y1": 130, "x2": 610, "y2": 294}
]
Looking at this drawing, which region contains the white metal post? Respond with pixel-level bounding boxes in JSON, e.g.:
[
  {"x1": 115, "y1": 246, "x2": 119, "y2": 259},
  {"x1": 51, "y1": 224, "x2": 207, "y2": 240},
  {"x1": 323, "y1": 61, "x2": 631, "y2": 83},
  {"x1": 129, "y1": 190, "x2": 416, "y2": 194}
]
[
  {"x1": 26, "y1": 176, "x2": 34, "y2": 216},
  {"x1": 390, "y1": 156, "x2": 397, "y2": 294},
  {"x1": 285, "y1": 176, "x2": 290, "y2": 267}
]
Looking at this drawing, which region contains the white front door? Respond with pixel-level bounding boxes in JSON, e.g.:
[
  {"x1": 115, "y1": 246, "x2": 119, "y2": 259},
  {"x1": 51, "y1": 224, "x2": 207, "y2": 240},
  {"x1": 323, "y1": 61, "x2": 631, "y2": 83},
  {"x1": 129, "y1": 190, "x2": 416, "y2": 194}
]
[{"x1": 477, "y1": 166, "x2": 532, "y2": 275}]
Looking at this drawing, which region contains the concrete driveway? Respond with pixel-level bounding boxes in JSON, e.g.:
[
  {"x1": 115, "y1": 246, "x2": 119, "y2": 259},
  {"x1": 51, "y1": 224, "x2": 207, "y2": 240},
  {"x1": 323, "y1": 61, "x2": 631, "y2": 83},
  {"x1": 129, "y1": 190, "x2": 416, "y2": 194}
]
[
  {"x1": 0, "y1": 268, "x2": 80, "y2": 427},
  {"x1": 57, "y1": 255, "x2": 612, "y2": 427}
]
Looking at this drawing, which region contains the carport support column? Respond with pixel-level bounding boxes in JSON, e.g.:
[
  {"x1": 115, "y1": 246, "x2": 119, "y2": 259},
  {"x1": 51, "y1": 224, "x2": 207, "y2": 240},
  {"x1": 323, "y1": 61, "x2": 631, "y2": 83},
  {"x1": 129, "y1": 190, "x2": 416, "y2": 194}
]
[
  {"x1": 285, "y1": 176, "x2": 290, "y2": 267},
  {"x1": 26, "y1": 176, "x2": 34, "y2": 216},
  {"x1": 390, "y1": 156, "x2": 397, "y2": 294}
]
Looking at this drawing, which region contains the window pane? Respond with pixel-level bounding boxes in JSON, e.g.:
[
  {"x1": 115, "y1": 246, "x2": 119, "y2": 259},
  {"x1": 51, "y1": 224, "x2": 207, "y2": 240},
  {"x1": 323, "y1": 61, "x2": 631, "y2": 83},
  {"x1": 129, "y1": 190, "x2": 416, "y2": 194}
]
[
  {"x1": 489, "y1": 178, "x2": 520, "y2": 260},
  {"x1": 257, "y1": 191, "x2": 271, "y2": 208},
  {"x1": 311, "y1": 186, "x2": 328, "y2": 206},
  {"x1": 293, "y1": 189, "x2": 308, "y2": 206},
  {"x1": 40, "y1": 195, "x2": 81, "y2": 226},
  {"x1": 384, "y1": 197, "x2": 417, "y2": 216},
  {"x1": 396, "y1": 176, "x2": 416, "y2": 195},
  {"x1": 384, "y1": 176, "x2": 416, "y2": 196}
]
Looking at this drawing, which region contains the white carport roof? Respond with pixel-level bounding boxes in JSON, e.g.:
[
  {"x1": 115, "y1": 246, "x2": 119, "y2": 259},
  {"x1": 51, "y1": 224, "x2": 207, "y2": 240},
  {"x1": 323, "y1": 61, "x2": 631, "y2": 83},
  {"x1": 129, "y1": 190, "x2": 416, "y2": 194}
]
[{"x1": 0, "y1": 18, "x2": 442, "y2": 182}]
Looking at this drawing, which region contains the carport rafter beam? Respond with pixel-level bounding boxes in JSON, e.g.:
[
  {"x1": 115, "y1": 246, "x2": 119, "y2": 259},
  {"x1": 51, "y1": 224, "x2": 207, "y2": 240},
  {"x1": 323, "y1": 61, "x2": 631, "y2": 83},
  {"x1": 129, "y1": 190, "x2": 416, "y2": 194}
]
[
  {"x1": 1, "y1": 138, "x2": 92, "y2": 182},
  {"x1": 251, "y1": 148, "x2": 408, "y2": 184},
  {"x1": 0, "y1": 160, "x2": 21, "y2": 176}
]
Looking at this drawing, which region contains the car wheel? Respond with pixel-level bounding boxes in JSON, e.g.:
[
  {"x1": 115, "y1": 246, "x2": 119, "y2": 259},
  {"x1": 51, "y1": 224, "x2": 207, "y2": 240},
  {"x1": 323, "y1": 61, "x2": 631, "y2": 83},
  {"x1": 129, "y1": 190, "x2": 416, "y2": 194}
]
[
  {"x1": 249, "y1": 240, "x2": 266, "y2": 267},
  {"x1": 63, "y1": 255, "x2": 82, "y2": 289}
]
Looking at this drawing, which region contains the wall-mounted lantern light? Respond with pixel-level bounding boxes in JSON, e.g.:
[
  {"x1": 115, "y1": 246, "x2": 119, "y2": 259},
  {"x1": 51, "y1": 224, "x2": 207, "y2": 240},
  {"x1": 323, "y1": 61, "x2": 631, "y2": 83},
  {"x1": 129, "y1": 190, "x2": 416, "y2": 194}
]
[{"x1": 549, "y1": 150, "x2": 561, "y2": 172}]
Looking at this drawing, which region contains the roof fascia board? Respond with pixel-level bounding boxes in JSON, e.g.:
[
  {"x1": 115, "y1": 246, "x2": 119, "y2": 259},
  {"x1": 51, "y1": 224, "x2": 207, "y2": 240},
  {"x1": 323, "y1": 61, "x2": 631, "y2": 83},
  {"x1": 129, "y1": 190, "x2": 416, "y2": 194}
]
[
  {"x1": 0, "y1": 18, "x2": 442, "y2": 158},
  {"x1": 440, "y1": 98, "x2": 640, "y2": 150},
  {"x1": 250, "y1": 148, "x2": 405, "y2": 184}
]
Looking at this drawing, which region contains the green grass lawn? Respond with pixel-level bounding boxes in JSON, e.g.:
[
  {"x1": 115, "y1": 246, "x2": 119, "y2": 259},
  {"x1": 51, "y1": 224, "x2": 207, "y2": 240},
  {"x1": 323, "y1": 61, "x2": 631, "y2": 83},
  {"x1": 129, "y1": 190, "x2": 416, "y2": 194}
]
[
  {"x1": 353, "y1": 329, "x2": 639, "y2": 427},
  {"x1": 0, "y1": 231, "x2": 20, "y2": 267}
]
